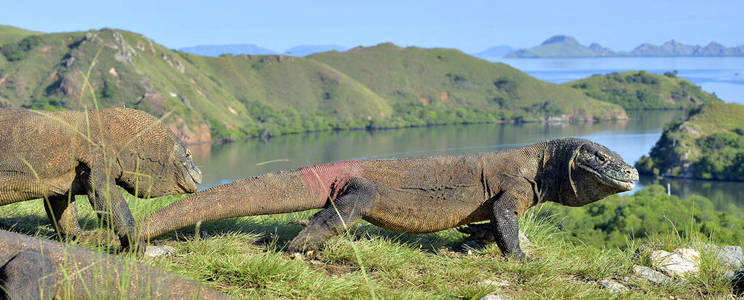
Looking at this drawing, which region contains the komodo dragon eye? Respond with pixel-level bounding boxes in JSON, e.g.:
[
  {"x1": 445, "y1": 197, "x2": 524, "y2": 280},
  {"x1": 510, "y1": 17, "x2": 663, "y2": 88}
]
[{"x1": 596, "y1": 152, "x2": 608, "y2": 162}]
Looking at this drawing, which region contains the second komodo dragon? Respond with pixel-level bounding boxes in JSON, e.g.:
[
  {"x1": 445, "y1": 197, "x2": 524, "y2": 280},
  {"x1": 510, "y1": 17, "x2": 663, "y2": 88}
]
[
  {"x1": 141, "y1": 138, "x2": 638, "y2": 258},
  {"x1": 0, "y1": 108, "x2": 202, "y2": 250}
]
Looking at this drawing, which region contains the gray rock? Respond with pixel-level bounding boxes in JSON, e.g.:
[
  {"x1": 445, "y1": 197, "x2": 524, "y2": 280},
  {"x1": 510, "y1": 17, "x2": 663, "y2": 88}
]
[
  {"x1": 704, "y1": 244, "x2": 743, "y2": 268},
  {"x1": 144, "y1": 245, "x2": 177, "y2": 258},
  {"x1": 599, "y1": 278, "x2": 629, "y2": 293},
  {"x1": 650, "y1": 248, "x2": 699, "y2": 277},
  {"x1": 633, "y1": 265, "x2": 670, "y2": 284},
  {"x1": 480, "y1": 294, "x2": 509, "y2": 300}
]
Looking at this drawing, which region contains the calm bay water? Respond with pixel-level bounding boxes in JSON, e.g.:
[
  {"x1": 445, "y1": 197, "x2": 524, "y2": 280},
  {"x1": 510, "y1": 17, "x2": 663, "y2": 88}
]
[
  {"x1": 191, "y1": 110, "x2": 744, "y2": 210},
  {"x1": 486, "y1": 56, "x2": 744, "y2": 104}
]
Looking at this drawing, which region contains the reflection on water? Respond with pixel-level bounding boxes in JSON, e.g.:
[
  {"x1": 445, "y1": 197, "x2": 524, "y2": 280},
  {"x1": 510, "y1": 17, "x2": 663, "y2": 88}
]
[
  {"x1": 638, "y1": 176, "x2": 744, "y2": 210},
  {"x1": 192, "y1": 110, "x2": 744, "y2": 208}
]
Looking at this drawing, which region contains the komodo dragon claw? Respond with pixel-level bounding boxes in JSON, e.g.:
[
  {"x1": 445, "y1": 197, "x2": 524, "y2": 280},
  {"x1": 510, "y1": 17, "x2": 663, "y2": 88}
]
[
  {"x1": 289, "y1": 219, "x2": 310, "y2": 227},
  {"x1": 458, "y1": 223, "x2": 496, "y2": 242}
]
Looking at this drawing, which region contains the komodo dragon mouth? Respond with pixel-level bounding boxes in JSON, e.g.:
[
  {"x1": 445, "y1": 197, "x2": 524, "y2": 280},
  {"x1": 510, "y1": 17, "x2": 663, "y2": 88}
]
[{"x1": 578, "y1": 163, "x2": 637, "y2": 191}]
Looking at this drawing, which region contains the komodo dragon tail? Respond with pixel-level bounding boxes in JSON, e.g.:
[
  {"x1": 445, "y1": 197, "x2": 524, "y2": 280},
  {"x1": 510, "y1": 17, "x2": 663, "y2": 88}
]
[{"x1": 139, "y1": 161, "x2": 362, "y2": 239}]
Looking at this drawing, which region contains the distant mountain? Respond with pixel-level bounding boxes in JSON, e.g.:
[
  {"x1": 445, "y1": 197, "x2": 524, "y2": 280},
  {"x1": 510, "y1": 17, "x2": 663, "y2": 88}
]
[
  {"x1": 509, "y1": 35, "x2": 744, "y2": 58},
  {"x1": 284, "y1": 44, "x2": 347, "y2": 56},
  {"x1": 474, "y1": 45, "x2": 514, "y2": 59},
  {"x1": 624, "y1": 40, "x2": 744, "y2": 57},
  {"x1": 179, "y1": 44, "x2": 276, "y2": 57},
  {"x1": 506, "y1": 35, "x2": 614, "y2": 58}
]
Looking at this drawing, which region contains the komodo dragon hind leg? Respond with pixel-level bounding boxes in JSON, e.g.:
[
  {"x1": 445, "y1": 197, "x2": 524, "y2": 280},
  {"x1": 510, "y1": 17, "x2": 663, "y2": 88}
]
[
  {"x1": 43, "y1": 194, "x2": 82, "y2": 240},
  {"x1": 0, "y1": 250, "x2": 57, "y2": 300},
  {"x1": 288, "y1": 177, "x2": 377, "y2": 253}
]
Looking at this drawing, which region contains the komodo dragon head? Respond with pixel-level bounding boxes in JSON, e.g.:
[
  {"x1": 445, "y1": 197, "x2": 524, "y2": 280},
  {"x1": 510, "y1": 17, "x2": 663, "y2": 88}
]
[
  {"x1": 555, "y1": 138, "x2": 639, "y2": 207},
  {"x1": 97, "y1": 108, "x2": 202, "y2": 197}
]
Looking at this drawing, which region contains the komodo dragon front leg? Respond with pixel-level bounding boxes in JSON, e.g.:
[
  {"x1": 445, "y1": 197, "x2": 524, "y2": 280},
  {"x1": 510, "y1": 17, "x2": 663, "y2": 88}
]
[
  {"x1": 465, "y1": 178, "x2": 534, "y2": 260},
  {"x1": 490, "y1": 194, "x2": 525, "y2": 260},
  {"x1": 80, "y1": 160, "x2": 140, "y2": 251},
  {"x1": 289, "y1": 178, "x2": 378, "y2": 252}
]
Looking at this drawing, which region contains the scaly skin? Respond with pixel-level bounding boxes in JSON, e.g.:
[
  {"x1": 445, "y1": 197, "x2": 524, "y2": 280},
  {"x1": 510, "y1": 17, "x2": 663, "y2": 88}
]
[
  {"x1": 0, "y1": 108, "x2": 202, "y2": 251},
  {"x1": 141, "y1": 138, "x2": 638, "y2": 259},
  {"x1": 0, "y1": 229, "x2": 231, "y2": 299}
]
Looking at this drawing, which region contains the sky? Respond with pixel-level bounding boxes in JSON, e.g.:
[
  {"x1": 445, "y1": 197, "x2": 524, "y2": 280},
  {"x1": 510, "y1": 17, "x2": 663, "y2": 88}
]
[{"x1": 2, "y1": 0, "x2": 742, "y2": 53}]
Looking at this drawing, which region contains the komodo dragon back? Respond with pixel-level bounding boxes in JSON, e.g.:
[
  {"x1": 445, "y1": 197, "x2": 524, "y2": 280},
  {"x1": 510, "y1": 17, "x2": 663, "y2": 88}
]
[{"x1": 0, "y1": 229, "x2": 231, "y2": 299}]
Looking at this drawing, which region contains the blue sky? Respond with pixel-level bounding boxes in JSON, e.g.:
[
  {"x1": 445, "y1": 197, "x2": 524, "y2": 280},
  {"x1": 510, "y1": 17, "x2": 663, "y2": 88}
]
[{"x1": 2, "y1": 0, "x2": 742, "y2": 53}]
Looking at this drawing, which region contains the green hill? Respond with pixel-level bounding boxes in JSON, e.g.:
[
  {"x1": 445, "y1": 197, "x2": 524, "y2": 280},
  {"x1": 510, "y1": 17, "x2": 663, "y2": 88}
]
[
  {"x1": 0, "y1": 25, "x2": 39, "y2": 44},
  {"x1": 565, "y1": 71, "x2": 721, "y2": 110},
  {"x1": 0, "y1": 27, "x2": 627, "y2": 143},
  {"x1": 309, "y1": 43, "x2": 625, "y2": 122},
  {"x1": 636, "y1": 102, "x2": 744, "y2": 181}
]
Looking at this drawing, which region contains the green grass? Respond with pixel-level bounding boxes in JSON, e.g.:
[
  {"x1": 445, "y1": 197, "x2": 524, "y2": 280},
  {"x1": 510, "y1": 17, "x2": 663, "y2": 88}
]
[
  {"x1": 0, "y1": 27, "x2": 627, "y2": 142},
  {"x1": 1, "y1": 186, "x2": 740, "y2": 299},
  {"x1": 565, "y1": 71, "x2": 721, "y2": 110}
]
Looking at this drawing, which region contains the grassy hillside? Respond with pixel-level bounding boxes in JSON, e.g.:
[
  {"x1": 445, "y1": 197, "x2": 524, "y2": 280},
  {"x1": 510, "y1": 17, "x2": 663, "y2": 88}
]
[
  {"x1": 0, "y1": 186, "x2": 741, "y2": 298},
  {"x1": 566, "y1": 71, "x2": 721, "y2": 110},
  {"x1": 309, "y1": 43, "x2": 625, "y2": 123},
  {"x1": 0, "y1": 25, "x2": 39, "y2": 45},
  {"x1": 636, "y1": 102, "x2": 744, "y2": 180},
  {"x1": 0, "y1": 26, "x2": 627, "y2": 143}
]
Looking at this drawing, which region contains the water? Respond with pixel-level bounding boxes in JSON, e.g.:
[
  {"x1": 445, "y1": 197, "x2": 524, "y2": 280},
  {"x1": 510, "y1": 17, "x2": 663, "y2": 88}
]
[
  {"x1": 190, "y1": 110, "x2": 744, "y2": 210},
  {"x1": 485, "y1": 57, "x2": 744, "y2": 104}
]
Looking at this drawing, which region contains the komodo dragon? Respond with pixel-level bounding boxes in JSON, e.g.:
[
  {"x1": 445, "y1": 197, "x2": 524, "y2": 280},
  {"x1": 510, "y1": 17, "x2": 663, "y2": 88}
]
[
  {"x1": 140, "y1": 138, "x2": 638, "y2": 259},
  {"x1": 0, "y1": 229, "x2": 231, "y2": 299},
  {"x1": 0, "y1": 108, "x2": 202, "y2": 251}
]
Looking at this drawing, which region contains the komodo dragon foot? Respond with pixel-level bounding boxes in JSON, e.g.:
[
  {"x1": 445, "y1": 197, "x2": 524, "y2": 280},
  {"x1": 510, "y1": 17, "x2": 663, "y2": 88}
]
[{"x1": 458, "y1": 223, "x2": 496, "y2": 242}]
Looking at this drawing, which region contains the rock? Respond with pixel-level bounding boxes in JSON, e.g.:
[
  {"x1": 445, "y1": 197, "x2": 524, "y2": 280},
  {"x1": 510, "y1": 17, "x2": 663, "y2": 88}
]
[
  {"x1": 704, "y1": 244, "x2": 743, "y2": 268},
  {"x1": 650, "y1": 248, "x2": 699, "y2": 277},
  {"x1": 599, "y1": 278, "x2": 629, "y2": 293},
  {"x1": 478, "y1": 278, "x2": 509, "y2": 287},
  {"x1": 480, "y1": 294, "x2": 509, "y2": 300},
  {"x1": 633, "y1": 265, "x2": 670, "y2": 284},
  {"x1": 145, "y1": 245, "x2": 177, "y2": 258}
]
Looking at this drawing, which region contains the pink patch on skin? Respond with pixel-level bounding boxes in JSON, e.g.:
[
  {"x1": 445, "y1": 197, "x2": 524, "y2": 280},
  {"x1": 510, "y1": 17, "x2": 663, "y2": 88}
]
[{"x1": 300, "y1": 161, "x2": 364, "y2": 199}]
